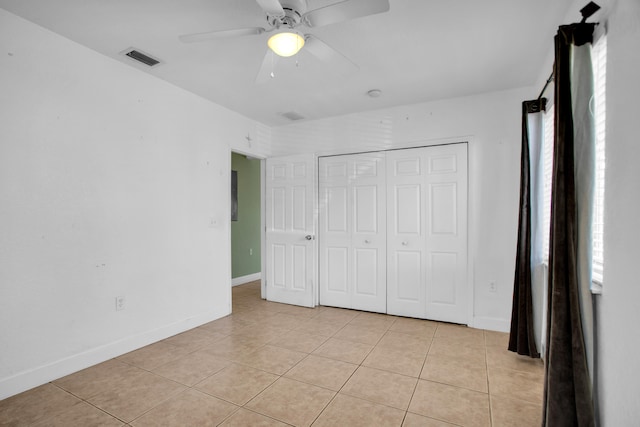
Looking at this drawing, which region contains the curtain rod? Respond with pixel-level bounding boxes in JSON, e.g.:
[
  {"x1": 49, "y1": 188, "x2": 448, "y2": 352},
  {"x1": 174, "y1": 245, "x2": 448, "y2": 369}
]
[{"x1": 537, "y1": 71, "x2": 554, "y2": 101}]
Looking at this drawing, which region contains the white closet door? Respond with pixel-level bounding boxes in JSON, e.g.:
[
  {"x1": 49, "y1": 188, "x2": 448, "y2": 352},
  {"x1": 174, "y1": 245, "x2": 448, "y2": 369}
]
[
  {"x1": 319, "y1": 153, "x2": 386, "y2": 312},
  {"x1": 386, "y1": 148, "x2": 428, "y2": 318},
  {"x1": 265, "y1": 154, "x2": 316, "y2": 307},
  {"x1": 351, "y1": 153, "x2": 386, "y2": 312},
  {"x1": 424, "y1": 144, "x2": 467, "y2": 323},
  {"x1": 319, "y1": 156, "x2": 350, "y2": 309},
  {"x1": 387, "y1": 144, "x2": 468, "y2": 324}
]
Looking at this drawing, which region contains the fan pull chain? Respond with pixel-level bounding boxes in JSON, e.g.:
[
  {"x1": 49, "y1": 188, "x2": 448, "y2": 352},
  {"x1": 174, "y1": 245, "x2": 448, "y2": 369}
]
[{"x1": 270, "y1": 51, "x2": 276, "y2": 78}]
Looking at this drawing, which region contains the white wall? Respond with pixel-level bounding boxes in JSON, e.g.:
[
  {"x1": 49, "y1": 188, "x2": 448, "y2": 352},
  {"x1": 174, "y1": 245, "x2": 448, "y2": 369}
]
[
  {"x1": 0, "y1": 9, "x2": 269, "y2": 399},
  {"x1": 272, "y1": 87, "x2": 532, "y2": 331},
  {"x1": 596, "y1": 0, "x2": 640, "y2": 424}
]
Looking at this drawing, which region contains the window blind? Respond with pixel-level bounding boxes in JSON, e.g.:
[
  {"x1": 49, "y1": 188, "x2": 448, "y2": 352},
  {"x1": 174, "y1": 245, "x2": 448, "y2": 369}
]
[
  {"x1": 592, "y1": 33, "x2": 607, "y2": 285},
  {"x1": 542, "y1": 105, "x2": 554, "y2": 262},
  {"x1": 541, "y1": 34, "x2": 606, "y2": 288}
]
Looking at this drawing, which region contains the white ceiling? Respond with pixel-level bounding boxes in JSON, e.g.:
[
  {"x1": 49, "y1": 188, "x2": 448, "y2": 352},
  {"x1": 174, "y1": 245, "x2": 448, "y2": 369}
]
[{"x1": 0, "y1": 0, "x2": 576, "y2": 126}]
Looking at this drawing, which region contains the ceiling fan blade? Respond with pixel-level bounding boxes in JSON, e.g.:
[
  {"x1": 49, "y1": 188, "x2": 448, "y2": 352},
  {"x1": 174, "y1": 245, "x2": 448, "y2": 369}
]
[
  {"x1": 255, "y1": 49, "x2": 280, "y2": 84},
  {"x1": 304, "y1": 35, "x2": 359, "y2": 77},
  {"x1": 255, "y1": 0, "x2": 285, "y2": 17},
  {"x1": 179, "y1": 27, "x2": 265, "y2": 43},
  {"x1": 303, "y1": 0, "x2": 389, "y2": 27}
]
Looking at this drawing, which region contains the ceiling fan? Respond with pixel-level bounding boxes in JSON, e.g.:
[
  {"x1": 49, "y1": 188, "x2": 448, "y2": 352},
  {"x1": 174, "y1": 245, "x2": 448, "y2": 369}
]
[{"x1": 179, "y1": 0, "x2": 390, "y2": 83}]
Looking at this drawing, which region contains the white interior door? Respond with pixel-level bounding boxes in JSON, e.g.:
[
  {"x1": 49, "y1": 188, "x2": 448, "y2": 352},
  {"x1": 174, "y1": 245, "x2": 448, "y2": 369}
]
[
  {"x1": 319, "y1": 153, "x2": 386, "y2": 312},
  {"x1": 387, "y1": 144, "x2": 468, "y2": 323},
  {"x1": 265, "y1": 154, "x2": 316, "y2": 307}
]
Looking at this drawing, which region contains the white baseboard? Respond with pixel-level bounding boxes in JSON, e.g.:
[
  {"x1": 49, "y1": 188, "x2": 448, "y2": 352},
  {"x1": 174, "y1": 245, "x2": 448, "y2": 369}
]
[
  {"x1": 0, "y1": 307, "x2": 230, "y2": 400},
  {"x1": 232, "y1": 272, "x2": 261, "y2": 286},
  {"x1": 471, "y1": 316, "x2": 510, "y2": 332}
]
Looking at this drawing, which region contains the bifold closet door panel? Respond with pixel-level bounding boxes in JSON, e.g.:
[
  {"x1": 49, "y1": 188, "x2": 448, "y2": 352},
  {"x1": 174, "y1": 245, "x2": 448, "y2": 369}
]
[
  {"x1": 387, "y1": 144, "x2": 468, "y2": 323},
  {"x1": 351, "y1": 153, "x2": 386, "y2": 313},
  {"x1": 386, "y1": 148, "x2": 428, "y2": 318},
  {"x1": 319, "y1": 157, "x2": 351, "y2": 309},
  {"x1": 319, "y1": 153, "x2": 386, "y2": 312},
  {"x1": 423, "y1": 143, "x2": 468, "y2": 324}
]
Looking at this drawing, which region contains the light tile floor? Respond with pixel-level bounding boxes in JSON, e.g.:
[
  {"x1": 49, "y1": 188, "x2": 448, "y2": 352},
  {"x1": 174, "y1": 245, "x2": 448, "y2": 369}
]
[{"x1": 0, "y1": 281, "x2": 545, "y2": 426}]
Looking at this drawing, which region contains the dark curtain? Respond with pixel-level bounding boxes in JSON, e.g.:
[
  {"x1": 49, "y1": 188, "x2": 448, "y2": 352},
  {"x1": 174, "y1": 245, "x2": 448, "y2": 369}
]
[
  {"x1": 543, "y1": 23, "x2": 596, "y2": 427},
  {"x1": 508, "y1": 99, "x2": 545, "y2": 358}
]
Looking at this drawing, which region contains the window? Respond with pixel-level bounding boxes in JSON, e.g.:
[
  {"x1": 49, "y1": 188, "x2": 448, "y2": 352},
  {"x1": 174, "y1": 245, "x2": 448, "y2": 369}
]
[
  {"x1": 542, "y1": 105, "x2": 554, "y2": 262},
  {"x1": 541, "y1": 32, "x2": 606, "y2": 289},
  {"x1": 592, "y1": 32, "x2": 607, "y2": 286}
]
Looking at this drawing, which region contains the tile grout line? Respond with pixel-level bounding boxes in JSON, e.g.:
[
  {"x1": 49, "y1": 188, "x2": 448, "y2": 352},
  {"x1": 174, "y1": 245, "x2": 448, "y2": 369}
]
[
  {"x1": 264, "y1": 311, "x2": 371, "y2": 425},
  {"x1": 484, "y1": 329, "x2": 494, "y2": 427},
  {"x1": 46, "y1": 382, "x2": 131, "y2": 426},
  {"x1": 307, "y1": 317, "x2": 400, "y2": 426},
  {"x1": 404, "y1": 324, "x2": 439, "y2": 425},
  {"x1": 209, "y1": 305, "x2": 346, "y2": 425},
  {"x1": 51, "y1": 362, "x2": 193, "y2": 425}
]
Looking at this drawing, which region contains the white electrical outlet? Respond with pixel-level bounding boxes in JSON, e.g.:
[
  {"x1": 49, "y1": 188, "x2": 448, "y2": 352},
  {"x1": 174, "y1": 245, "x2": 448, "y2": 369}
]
[
  {"x1": 115, "y1": 296, "x2": 125, "y2": 311},
  {"x1": 249, "y1": 248, "x2": 253, "y2": 255},
  {"x1": 489, "y1": 282, "x2": 497, "y2": 293}
]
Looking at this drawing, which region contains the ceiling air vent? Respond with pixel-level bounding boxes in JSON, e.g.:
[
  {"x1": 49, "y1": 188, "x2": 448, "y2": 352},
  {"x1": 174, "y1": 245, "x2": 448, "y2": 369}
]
[
  {"x1": 121, "y1": 48, "x2": 161, "y2": 67},
  {"x1": 281, "y1": 111, "x2": 305, "y2": 121}
]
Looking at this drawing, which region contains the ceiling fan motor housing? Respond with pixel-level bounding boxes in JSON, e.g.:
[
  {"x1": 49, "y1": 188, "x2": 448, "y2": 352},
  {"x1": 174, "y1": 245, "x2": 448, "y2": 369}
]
[{"x1": 267, "y1": 0, "x2": 307, "y2": 29}]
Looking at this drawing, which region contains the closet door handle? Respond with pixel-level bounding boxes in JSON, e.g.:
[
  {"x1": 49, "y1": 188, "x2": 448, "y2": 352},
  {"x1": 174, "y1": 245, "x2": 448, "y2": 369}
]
[
  {"x1": 401, "y1": 241, "x2": 408, "y2": 246},
  {"x1": 364, "y1": 239, "x2": 371, "y2": 244}
]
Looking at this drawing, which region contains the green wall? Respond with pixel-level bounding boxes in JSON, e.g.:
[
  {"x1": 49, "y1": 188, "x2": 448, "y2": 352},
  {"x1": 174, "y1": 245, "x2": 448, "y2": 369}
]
[{"x1": 231, "y1": 152, "x2": 261, "y2": 279}]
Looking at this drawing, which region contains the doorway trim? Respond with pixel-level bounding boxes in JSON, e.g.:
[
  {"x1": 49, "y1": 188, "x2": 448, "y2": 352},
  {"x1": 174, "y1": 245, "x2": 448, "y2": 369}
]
[{"x1": 229, "y1": 149, "x2": 267, "y2": 302}]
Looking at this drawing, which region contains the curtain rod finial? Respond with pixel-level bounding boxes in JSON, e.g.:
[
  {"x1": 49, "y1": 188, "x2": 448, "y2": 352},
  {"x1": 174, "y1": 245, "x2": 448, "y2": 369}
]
[{"x1": 580, "y1": 2, "x2": 601, "y2": 23}]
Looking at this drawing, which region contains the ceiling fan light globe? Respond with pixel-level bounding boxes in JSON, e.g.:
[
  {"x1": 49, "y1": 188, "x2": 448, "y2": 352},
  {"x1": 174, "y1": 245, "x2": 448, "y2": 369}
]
[{"x1": 268, "y1": 32, "x2": 305, "y2": 57}]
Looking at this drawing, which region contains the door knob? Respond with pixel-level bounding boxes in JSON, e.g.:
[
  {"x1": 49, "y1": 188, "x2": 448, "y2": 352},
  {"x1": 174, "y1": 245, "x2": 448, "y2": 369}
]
[
  {"x1": 402, "y1": 241, "x2": 408, "y2": 246},
  {"x1": 305, "y1": 235, "x2": 314, "y2": 240},
  {"x1": 364, "y1": 239, "x2": 371, "y2": 244}
]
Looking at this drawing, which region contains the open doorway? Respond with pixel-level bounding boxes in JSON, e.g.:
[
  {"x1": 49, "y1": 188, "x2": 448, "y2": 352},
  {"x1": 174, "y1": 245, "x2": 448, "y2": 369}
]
[{"x1": 230, "y1": 152, "x2": 263, "y2": 302}]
